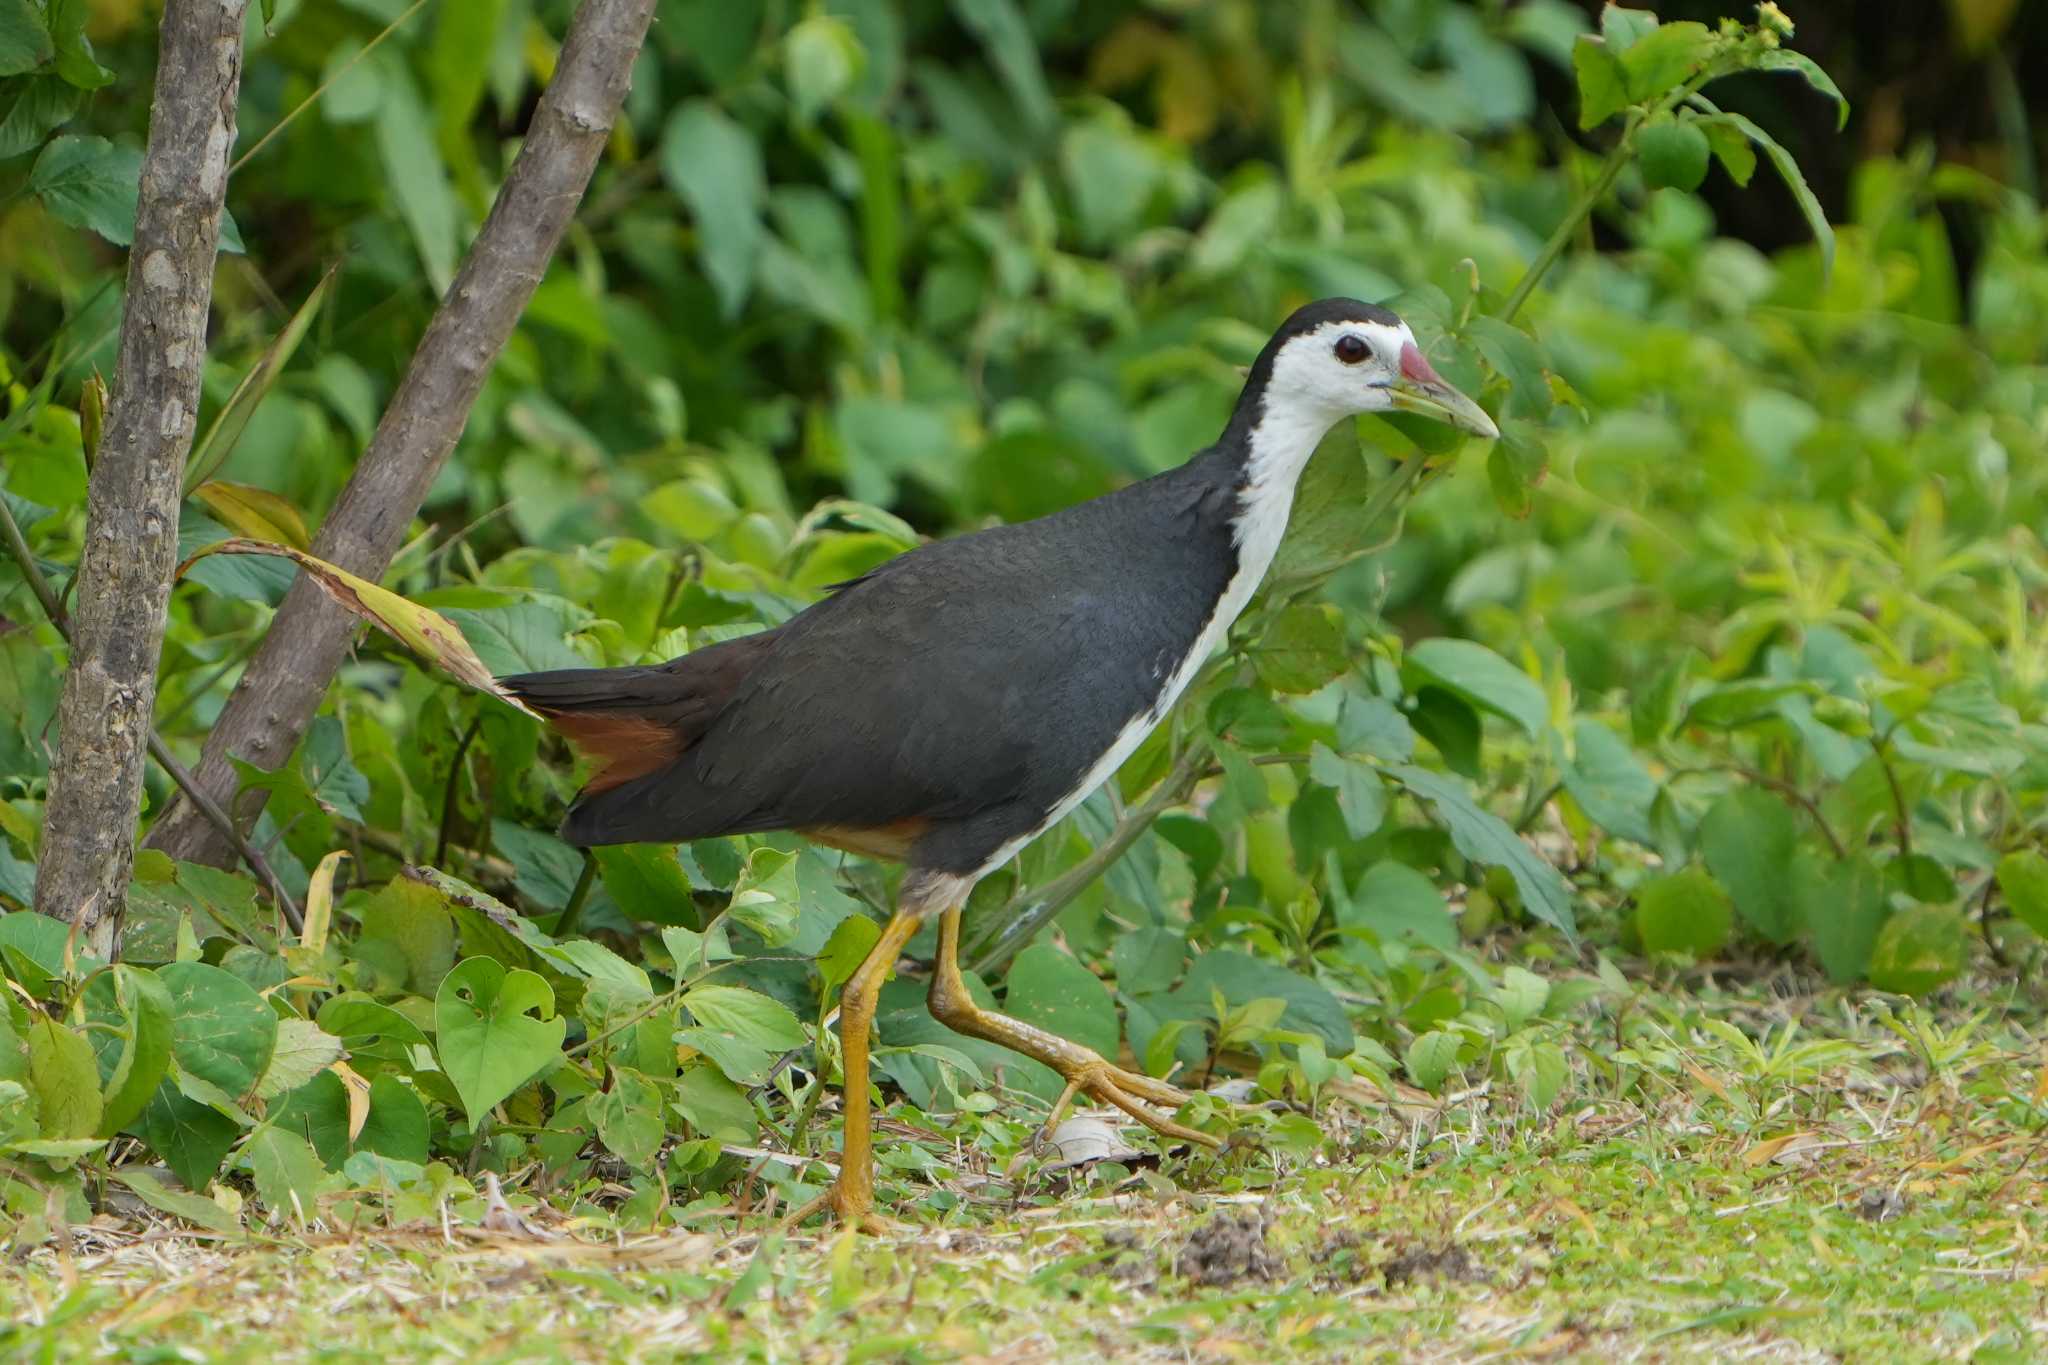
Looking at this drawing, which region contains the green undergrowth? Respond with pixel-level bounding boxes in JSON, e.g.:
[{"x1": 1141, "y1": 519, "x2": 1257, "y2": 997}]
[{"x1": 4, "y1": 976, "x2": 2044, "y2": 1363}]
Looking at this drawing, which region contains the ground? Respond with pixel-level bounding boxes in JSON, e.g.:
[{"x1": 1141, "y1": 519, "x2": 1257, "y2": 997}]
[{"x1": 4, "y1": 982, "x2": 2044, "y2": 1363}]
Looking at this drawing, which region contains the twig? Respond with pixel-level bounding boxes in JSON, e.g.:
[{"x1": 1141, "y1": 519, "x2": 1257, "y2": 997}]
[
  {"x1": 148, "y1": 0, "x2": 661, "y2": 869},
  {"x1": 435, "y1": 714, "x2": 484, "y2": 869},
  {"x1": 0, "y1": 486, "x2": 301, "y2": 931}
]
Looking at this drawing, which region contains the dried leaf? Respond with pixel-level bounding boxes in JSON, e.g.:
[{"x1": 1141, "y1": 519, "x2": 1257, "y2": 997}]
[{"x1": 176, "y1": 540, "x2": 542, "y2": 718}]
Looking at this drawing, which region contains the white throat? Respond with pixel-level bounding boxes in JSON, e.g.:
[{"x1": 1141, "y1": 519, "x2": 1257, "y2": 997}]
[{"x1": 1229, "y1": 395, "x2": 1348, "y2": 596}]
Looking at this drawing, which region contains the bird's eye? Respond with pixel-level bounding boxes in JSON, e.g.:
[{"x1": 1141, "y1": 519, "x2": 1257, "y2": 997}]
[{"x1": 1334, "y1": 334, "x2": 1371, "y2": 365}]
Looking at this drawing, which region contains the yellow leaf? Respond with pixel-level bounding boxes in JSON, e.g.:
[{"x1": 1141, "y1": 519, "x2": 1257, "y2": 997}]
[
  {"x1": 175, "y1": 540, "x2": 542, "y2": 718},
  {"x1": 1681, "y1": 1057, "x2": 1732, "y2": 1104},
  {"x1": 1742, "y1": 1131, "x2": 1814, "y2": 1166},
  {"x1": 300, "y1": 851, "x2": 347, "y2": 956},
  {"x1": 330, "y1": 1060, "x2": 372, "y2": 1143},
  {"x1": 192, "y1": 481, "x2": 312, "y2": 550}
]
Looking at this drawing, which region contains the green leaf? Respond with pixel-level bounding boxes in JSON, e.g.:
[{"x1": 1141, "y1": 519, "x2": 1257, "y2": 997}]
[
  {"x1": 1308, "y1": 743, "x2": 1387, "y2": 840},
  {"x1": 26, "y1": 1019, "x2": 101, "y2": 1140},
  {"x1": 1257, "y1": 603, "x2": 1350, "y2": 694},
  {"x1": 1756, "y1": 49, "x2": 1848, "y2": 130},
  {"x1": 1632, "y1": 649, "x2": 1698, "y2": 743},
  {"x1": 1699, "y1": 116, "x2": 1757, "y2": 185},
  {"x1": 1619, "y1": 21, "x2": 1714, "y2": 101},
  {"x1": 251, "y1": 1020, "x2": 345, "y2": 1103},
  {"x1": 45, "y1": 0, "x2": 110, "y2": 88},
  {"x1": 673, "y1": 1064, "x2": 756, "y2": 1143},
  {"x1": 1800, "y1": 851, "x2": 1888, "y2": 985},
  {"x1": 1390, "y1": 766, "x2": 1577, "y2": 939},
  {"x1": 360, "y1": 1074, "x2": 430, "y2": 1163},
  {"x1": 316, "y1": 993, "x2": 430, "y2": 1047},
  {"x1": 1404, "y1": 1029, "x2": 1462, "y2": 1092},
  {"x1": 426, "y1": 0, "x2": 506, "y2": 139},
  {"x1": 1174, "y1": 950, "x2": 1352, "y2": 1055},
  {"x1": 0, "y1": 0, "x2": 51, "y2": 77},
  {"x1": 1996, "y1": 851, "x2": 2048, "y2": 938},
  {"x1": 157, "y1": 961, "x2": 279, "y2": 1103},
  {"x1": 1003, "y1": 944, "x2": 1119, "y2": 1060},
  {"x1": 591, "y1": 1066, "x2": 666, "y2": 1172},
  {"x1": 1698, "y1": 791, "x2": 1801, "y2": 944},
  {"x1": 1405, "y1": 639, "x2": 1548, "y2": 738},
  {"x1": 784, "y1": 14, "x2": 860, "y2": 121},
  {"x1": 682, "y1": 984, "x2": 807, "y2": 1051},
  {"x1": 1111, "y1": 927, "x2": 1184, "y2": 997},
  {"x1": 1713, "y1": 110, "x2": 1834, "y2": 280},
  {"x1": 443, "y1": 599, "x2": 587, "y2": 677},
  {"x1": 1493, "y1": 967, "x2": 1551, "y2": 1030},
  {"x1": 1504, "y1": 1037, "x2": 1568, "y2": 1111},
  {"x1": 1341, "y1": 860, "x2": 1454, "y2": 951},
  {"x1": 660, "y1": 100, "x2": 767, "y2": 318},
  {"x1": 433, "y1": 957, "x2": 567, "y2": 1126},
  {"x1": 141, "y1": 1087, "x2": 239, "y2": 1189},
  {"x1": 1410, "y1": 688, "x2": 1481, "y2": 777},
  {"x1": 726, "y1": 847, "x2": 800, "y2": 947},
  {"x1": 243, "y1": 1127, "x2": 330, "y2": 1223},
  {"x1": 0, "y1": 74, "x2": 83, "y2": 161},
  {"x1": 1634, "y1": 869, "x2": 1734, "y2": 958},
  {"x1": 1272, "y1": 428, "x2": 1376, "y2": 584},
  {"x1": 87, "y1": 966, "x2": 173, "y2": 1136},
  {"x1": 1865, "y1": 906, "x2": 1966, "y2": 997},
  {"x1": 27, "y1": 135, "x2": 136, "y2": 247},
  {"x1": 1338, "y1": 693, "x2": 1416, "y2": 763},
  {"x1": 110, "y1": 1167, "x2": 239, "y2": 1234},
  {"x1": 267, "y1": 1071, "x2": 351, "y2": 1167},
  {"x1": 357, "y1": 877, "x2": 456, "y2": 994},
  {"x1": 1570, "y1": 35, "x2": 1627, "y2": 129},
  {"x1": 1637, "y1": 118, "x2": 1710, "y2": 192},
  {"x1": 1599, "y1": 5, "x2": 1659, "y2": 52},
  {"x1": 0, "y1": 909, "x2": 79, "y2": 993},
  {"x1": 375, "y1": 71, "x2": 459, "y2": 292},
  {"x1": 1560, "y1": 722, "x2": 1658, "y2": 847},
  {"x1": 594, "y1": 844, "x2": 696, "y2": 926},
  {"x1": 1682, "y1": 678, "x2": 1814, "y2": 729},
  {"x1": 817, "y1": 914, "x2": 881, "y2": 994},
  {"x1": 949, "y1": 0, "x2": 1053, "y2": 134}
]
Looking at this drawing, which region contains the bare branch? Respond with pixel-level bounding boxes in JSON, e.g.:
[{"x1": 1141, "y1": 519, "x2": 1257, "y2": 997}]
[
  {"x1": 34, "y1": 0, "x2": 251, "y2": 954},
  {"x1": 147, "y1": 0, "x2": 660, "y2": 866}
]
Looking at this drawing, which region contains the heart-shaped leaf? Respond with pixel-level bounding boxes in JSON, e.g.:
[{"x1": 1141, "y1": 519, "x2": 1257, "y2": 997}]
[{"x1": 434, "y1": 957, "x2": 567, "y2": 1126}]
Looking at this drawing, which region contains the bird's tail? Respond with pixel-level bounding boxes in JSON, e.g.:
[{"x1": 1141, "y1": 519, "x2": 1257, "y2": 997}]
[
  {"x1": 498, "y1": 629, "x2": 783, "y2": 843},
  {"x1": 499, "y1": 665, "x2": 693, "y2": 799}
]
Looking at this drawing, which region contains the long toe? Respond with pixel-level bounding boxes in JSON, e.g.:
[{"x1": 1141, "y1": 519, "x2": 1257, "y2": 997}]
[{"x1": 1070, "y1": 1061, "x2": 1224, "y2": 1149}]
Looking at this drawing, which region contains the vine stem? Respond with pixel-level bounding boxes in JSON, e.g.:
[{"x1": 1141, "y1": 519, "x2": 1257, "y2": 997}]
[{"x1": 1500, "y1": 128, "x2": 1634, "y2": 324}]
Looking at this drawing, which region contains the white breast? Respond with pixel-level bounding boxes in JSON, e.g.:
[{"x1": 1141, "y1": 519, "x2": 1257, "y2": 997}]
[{"x1": 961, "y1": 398, "x2": 1335, "y2": 884}]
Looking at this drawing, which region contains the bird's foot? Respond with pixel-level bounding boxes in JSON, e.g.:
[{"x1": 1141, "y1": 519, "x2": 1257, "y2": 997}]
[
  {"x1": 1042, "y1": 1058, "x2": 1225, "y2": 1150},
  {"x1": 776, "y1": 1175, "x2": 908, "y2": 1237}
]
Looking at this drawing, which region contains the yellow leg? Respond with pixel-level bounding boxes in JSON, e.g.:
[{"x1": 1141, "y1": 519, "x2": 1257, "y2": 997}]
[
  {"x1": 927, "y1": 908, "x2": 1222, "y2": 1149},
  {"x1": 781, "y1": 909, "x2": 923, "y2": 1233}
]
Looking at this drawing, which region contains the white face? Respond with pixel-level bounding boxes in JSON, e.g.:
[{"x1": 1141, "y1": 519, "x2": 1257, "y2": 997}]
[{"x1": 1262, "y1": 317, "x2": 1421, "y2": 423}]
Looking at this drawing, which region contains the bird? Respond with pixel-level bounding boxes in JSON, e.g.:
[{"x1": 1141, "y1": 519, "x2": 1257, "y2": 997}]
[{"x1": 500, "y1": 297, "x2": 1498, "y2": 1230}]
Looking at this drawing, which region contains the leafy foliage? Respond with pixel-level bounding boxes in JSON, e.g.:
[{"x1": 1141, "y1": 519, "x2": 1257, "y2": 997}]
[{"x1": 0, "y1": 0, "x2": 2044, "y2": 1246}]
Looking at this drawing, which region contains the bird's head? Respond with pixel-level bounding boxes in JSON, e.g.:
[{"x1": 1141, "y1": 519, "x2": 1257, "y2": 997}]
[{"x1": 1243, "y1": 297, "x2": 1499, "y2": 443}]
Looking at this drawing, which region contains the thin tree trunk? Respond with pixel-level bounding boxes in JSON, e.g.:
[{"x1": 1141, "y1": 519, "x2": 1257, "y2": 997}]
[
  {"x1": 146, "y1": 0, "x2": 658, "y2": 866},
  {"x1": 34, "y1": 0, "x2": 251, "y2": 953}
]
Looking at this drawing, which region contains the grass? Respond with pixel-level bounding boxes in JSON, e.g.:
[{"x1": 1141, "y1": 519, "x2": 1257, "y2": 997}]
[{"x1": 5, "y1": 975, "x2": 2045, "y2": 1363}]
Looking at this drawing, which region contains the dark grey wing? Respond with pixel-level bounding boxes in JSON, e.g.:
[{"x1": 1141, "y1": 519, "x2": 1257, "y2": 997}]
[{"x1": 585, "y1": 458, "x2": 1237, "y2": 852}]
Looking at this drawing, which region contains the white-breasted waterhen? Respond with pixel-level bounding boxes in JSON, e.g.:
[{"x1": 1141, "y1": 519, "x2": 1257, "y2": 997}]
[{"x1": 501, "y1": 298, "x2": 1498, "y2": 1230}]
